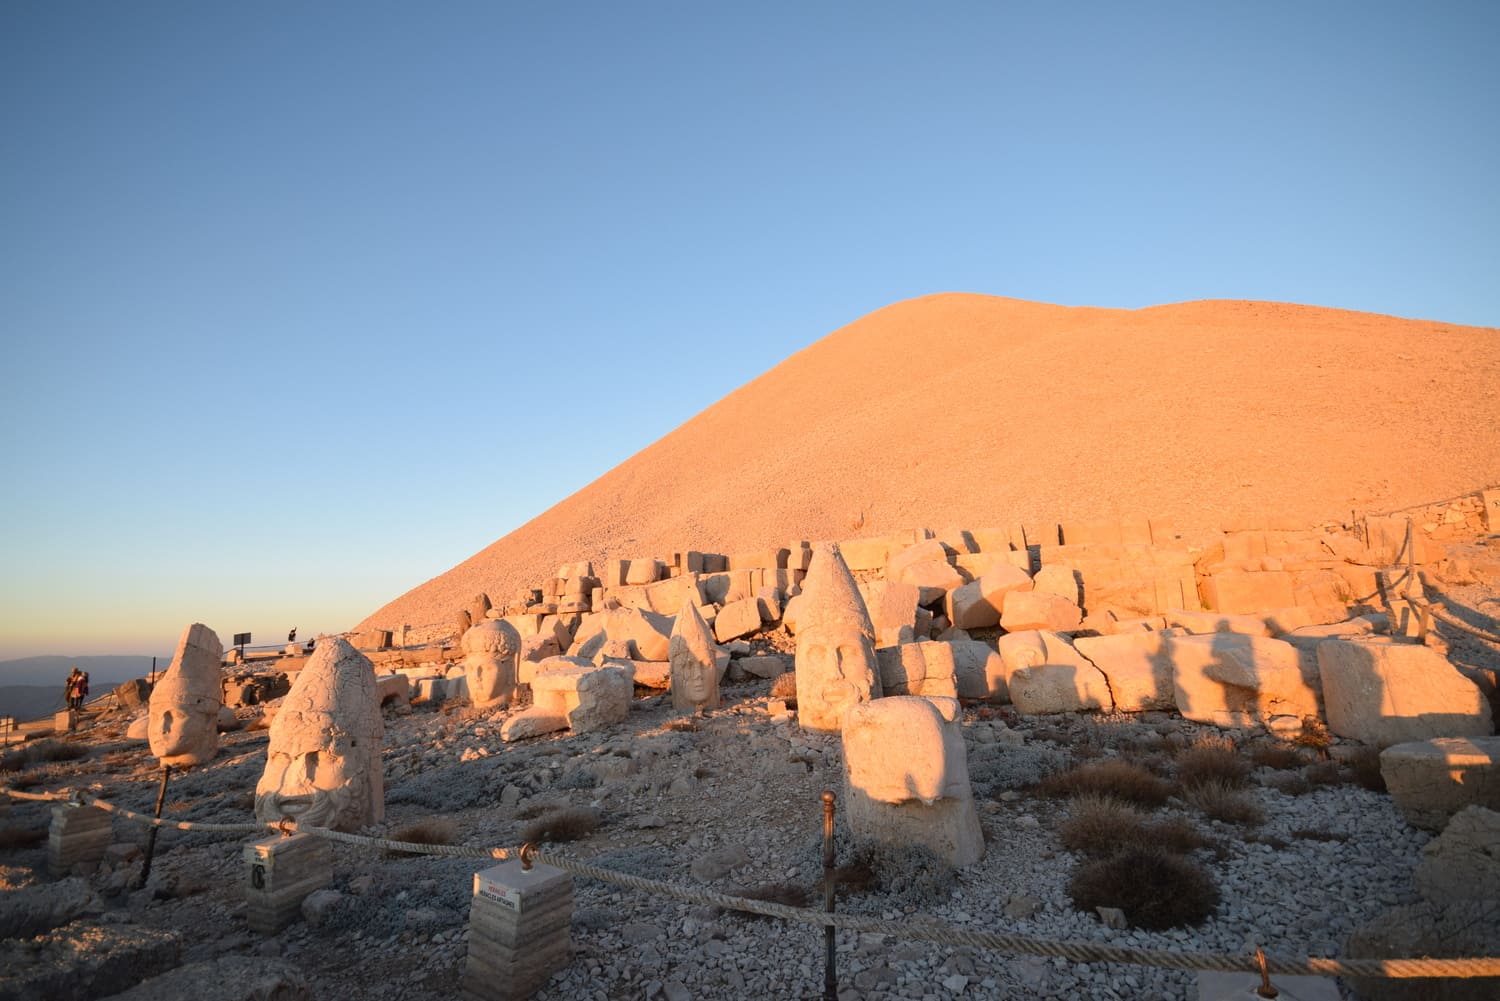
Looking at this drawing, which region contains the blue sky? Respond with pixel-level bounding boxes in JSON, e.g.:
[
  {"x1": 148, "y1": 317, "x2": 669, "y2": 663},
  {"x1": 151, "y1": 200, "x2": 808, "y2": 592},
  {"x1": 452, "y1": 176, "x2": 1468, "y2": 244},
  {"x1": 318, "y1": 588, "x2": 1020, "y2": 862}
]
[{"x1": 2, "y1": 2, "x2": 1496, "y2": 660}]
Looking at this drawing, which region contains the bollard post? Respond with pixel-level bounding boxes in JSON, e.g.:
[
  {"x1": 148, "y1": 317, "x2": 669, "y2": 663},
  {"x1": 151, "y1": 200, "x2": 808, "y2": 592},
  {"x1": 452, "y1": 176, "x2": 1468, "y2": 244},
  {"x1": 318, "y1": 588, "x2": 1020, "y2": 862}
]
[
  {"x1": 137, "y1": 765, "x2": 172, "y2": 886},
  {"x1": 462, "y1": 856, "x2": 574, "y2": 1001},
  {"x1": 822, "y1": 789, "x2": 837, "y2": 1001},
  {"x1": 243, "y1": 832, "x2": 332, "y2": 933},
  {"x1": 48, "y1": 803, "x2": 111, "y2": 875}
]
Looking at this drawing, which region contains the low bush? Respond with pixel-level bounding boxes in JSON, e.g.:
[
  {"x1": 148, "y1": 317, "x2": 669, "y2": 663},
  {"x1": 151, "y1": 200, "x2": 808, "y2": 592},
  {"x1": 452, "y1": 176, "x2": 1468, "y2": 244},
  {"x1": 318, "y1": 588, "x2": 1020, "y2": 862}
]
[
  {"x1": 1249, "y1": 743, "x2": 1308, "y2": 771},
  {"x1": 1292, "y1": 828, "x2": 1348, "y2": 843},
  {"x1": 1304, "y1": 760, "x2": 1343, "y2": 786},
  {"x1": 1039, "y1": 758, "x2": 1173, "y2": 808},
  {"x1": 1183, "y1": 780, "x2": 1266, "y2": 826},
  {"x1": 1067, "y1": 847, "x2": 1221, "y2": 930},
  {"x1": 769, "y1": 673, "x2": 798, "y2": 702},
  {"x1": 1174, "y1": 736, "x2": 1251, "y2": 789},
  {"x1": 734, "y1": 882, "x2": 812, "y2": 919},
  {"x1": 389, "y1": 818, "x2": 458, "y2": 846},
  {"x1": 520, "y1": 806, "x2": 600, "y2": 844},
  {"x1": 1058, "y1": 795, "x2": 1147, "y2": 858},
  {"x1": 1144, "y1": 815, "x2": 1212, "y2": 855}
]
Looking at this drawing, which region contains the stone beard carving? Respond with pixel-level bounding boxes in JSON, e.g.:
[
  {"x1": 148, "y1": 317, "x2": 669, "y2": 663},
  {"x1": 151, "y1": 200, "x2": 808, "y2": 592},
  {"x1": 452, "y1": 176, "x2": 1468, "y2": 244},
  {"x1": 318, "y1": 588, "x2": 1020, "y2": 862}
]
[
  {"x1": 461, "y1": 619, "x2": 522, "y2": 710},
  {"x1": 794, "y1": 543, "x2": 882, "y2": 732},
  {"x1": 148, "y1": 623, "x2": 224, "y2": 767},
  {"x1": 255, "y1": 637, "x2": 383, "y2": 832},
  {"x1": 669, "y1": 602, "x2": 720, "y2": 712}
]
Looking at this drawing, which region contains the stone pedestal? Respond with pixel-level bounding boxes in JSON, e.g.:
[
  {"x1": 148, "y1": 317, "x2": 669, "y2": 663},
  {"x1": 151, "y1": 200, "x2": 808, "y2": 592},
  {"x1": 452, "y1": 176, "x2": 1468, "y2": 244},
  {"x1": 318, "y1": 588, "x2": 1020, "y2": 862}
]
[
  {"x1": 462, "y1": 860, "x2": 572, "y2": 1001},
  {"x1": 243, "y1": 833, "x2": 332, "y2": 933},
  {"x1": 48, "y1": 804, "x2": 111, "y2": 875},
  {"x1": 54, "y1": 710, "x2": 77, "y2": 733},
  {"x1": 1196, "y1": 970, "x2": 1339, "y2": 1000}
]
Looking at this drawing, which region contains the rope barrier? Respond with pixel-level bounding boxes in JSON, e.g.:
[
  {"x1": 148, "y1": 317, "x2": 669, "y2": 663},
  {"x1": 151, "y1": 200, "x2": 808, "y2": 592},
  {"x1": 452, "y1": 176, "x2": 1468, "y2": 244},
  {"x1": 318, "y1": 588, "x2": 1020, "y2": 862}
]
[{"x1": 7, "y1": 785, "x2": 1498, "y2": 981}]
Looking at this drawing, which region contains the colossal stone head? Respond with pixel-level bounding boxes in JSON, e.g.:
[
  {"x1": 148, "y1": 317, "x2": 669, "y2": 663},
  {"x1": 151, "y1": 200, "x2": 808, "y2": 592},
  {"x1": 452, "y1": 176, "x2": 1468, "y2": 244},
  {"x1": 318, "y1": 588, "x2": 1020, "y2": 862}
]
[
  {"x1": 148, "y1": 623, "x2": 224, "y2": 767},
  {"x1": 795, "y1": 544, "x2": 880, "y2": 732},
  {"x1": 842, "y1": 696, "x2": 971, "y2": 804},
  {"x1": 255, "y1": 637, "x2": 383, "y2": 832},
  {"x1": 669, "y1": 602, "x2": 719, "y2": 712},
  {"x1": 461, "y1": 619, "x2": 522, "y2": 709}
]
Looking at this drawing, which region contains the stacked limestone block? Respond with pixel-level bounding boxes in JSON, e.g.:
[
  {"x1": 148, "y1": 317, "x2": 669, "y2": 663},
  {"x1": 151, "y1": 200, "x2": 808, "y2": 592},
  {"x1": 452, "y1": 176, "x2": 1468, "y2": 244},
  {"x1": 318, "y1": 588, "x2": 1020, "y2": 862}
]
[
  {"x1": 501, "y1": 662, "x2": 632, "y2": 741},
  {"x1": 243, "y1": 833, "x2": 333, "y2": 933},
  {"x1": 1318, "y1": 639, "x2": 1493, "y2": 744},
  {"x1": 463, "y1": 860, "x2": 573, "y2": 1001},
  {"x1": 48, "y1": 805, "x2": 111, "y2": 875},
  {"x1": 841, "y1": 696, "x2": 984, "y2": 866},
  {"x1": 1379, "y1": 736, "x2": 1500, "y2": 831}
]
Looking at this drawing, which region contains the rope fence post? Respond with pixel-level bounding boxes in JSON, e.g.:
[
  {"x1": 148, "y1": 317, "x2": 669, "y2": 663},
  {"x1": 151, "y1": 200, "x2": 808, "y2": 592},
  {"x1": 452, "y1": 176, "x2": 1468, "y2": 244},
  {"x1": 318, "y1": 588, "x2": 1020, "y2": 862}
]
[
  {"x1": 137, "y1": 765, "x2": 173, "y2": 887},
  {"x1": 822, "y1": 789, "x2": 838, "y2": 1001}
]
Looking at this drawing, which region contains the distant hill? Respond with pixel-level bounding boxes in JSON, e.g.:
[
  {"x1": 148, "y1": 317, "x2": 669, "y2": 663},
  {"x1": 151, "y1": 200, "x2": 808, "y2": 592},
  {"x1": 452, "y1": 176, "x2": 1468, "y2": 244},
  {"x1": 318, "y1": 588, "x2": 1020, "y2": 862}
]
[
  {"x1": 356, "y1": 293, "x2": 1500, "y2": 637},
  {"x1": 0, "y1": 685, "x2": 69, "y2": 724},
  {"x1": 0, "y1": 655, "x2": 167, "y2": 690}
]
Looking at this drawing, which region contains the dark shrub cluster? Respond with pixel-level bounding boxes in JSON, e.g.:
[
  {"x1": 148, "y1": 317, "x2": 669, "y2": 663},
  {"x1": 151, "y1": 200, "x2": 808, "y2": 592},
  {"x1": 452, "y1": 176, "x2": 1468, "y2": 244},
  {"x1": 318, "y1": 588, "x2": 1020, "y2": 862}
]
[
  {"x1": 1038, "y1": 758, "x2": 1172, "y2": 808},
  {"x1": 1174, "y1": 737, "x2": 1251, "y2": 788},
  {"x1": 520, "y1": 806, "x2": 600, "y2": 844},
  {"x1": 1067, "y1": 847, "x2": 1221, "y2": 931}
]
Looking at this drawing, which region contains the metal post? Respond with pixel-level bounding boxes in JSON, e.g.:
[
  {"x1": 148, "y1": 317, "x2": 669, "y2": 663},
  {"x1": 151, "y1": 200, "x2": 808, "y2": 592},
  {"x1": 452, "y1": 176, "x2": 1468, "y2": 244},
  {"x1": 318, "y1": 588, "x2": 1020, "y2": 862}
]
[
  {"x1": 822, "y1": 790, "x2": 837, "y2": 1001},
  {"x1": 138, "y1": 765, "x2": 173, "y2": 886}
]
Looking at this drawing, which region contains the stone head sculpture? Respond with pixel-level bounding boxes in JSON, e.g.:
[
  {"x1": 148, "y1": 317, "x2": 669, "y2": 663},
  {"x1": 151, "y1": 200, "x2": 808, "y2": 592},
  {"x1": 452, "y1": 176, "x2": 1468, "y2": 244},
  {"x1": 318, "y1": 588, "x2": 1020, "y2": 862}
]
[
  {"x1": 255, "y1": 636, "x2": 383, "y2": 832},
  {"x1": 842, "y1": 696, "x2": 971, "y2": 804},
  {"x1": 795, "y1": 543, "x2": 881, "y2": 732},
  {"x1": 669, "y1": 602, "x2": 719, "y2": 712},
  {"x1": 148, "y1": 623, "x2": 224, "y2": 767},
  {"x1": 461, "y1": 619, "x2": 522, "y2": 710}
]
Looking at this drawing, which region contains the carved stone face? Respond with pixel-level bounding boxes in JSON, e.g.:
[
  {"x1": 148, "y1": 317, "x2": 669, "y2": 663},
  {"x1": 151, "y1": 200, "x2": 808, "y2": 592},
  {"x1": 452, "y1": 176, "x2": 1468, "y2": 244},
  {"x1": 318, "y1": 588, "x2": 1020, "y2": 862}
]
[
  {"x1": 466, "y1": 653, "x2": 516, "y2": 708},
  {"x1": 677, "y1": 655, "x2": 714, "y2": 704},
  {"x1": 255, "y1": 726, "x2": 377, "y2": 831},
  {"x1": 797, "y1": 619, "x2": 877, "y2": 727},
  {"x1": 149, "y1": 694, "x2": 219, "y2": 763}
]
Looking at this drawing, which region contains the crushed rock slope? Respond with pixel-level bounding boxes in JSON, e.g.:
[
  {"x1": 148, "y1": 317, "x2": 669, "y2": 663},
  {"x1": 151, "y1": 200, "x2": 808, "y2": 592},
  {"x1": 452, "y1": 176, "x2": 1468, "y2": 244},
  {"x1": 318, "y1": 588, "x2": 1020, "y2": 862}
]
[{"x1": 357, "y1": 293, "x2": 1500, "y2": 634}]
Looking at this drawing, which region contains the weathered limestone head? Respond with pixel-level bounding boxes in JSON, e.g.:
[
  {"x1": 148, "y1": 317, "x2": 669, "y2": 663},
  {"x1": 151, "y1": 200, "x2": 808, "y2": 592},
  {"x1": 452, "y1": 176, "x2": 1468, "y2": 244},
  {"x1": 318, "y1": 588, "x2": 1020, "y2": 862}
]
[
  {"x1": 148, "y1": 623, "x2": 224, "y2": 767},
  {"x1": 461, "y1": 619, "x2": 522, "y2": 710},
  {"x1": 842, "y1": 696, "x2": 970, "y2": 804},
  {"x1": 795, "y1": 543, "x2": 880, "y2": 731},
  {"x1": 255, "y1": 637, "x2": 383, "y2": 832},
  {"x1": 669, "y1": 602, "x2": 720, "y2": 712}
]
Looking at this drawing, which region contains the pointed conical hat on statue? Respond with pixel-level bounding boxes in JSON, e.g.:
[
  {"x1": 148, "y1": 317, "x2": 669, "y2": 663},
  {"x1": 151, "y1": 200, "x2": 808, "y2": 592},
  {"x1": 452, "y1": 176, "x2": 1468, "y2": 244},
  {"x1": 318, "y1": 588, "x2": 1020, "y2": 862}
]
[
  {"x1": 156, "y1": 622, "x2": 223, "y2": 705},
  {"x1": 798, "y1": 543, "x2": 875, "y2": 640},
  {"x1": 670, "y1": 601, "x2": 718, "y2": 664},
  {"x1": 270, "y1": 636, "x2": 382, "y2": 751}
]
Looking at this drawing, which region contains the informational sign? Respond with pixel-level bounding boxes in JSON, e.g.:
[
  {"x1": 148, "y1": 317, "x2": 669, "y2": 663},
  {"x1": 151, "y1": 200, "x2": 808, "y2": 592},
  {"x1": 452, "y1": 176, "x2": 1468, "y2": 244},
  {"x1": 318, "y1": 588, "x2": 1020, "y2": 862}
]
[{"x1": 233, "y1": 632, "x2": 252, "y2": 647}]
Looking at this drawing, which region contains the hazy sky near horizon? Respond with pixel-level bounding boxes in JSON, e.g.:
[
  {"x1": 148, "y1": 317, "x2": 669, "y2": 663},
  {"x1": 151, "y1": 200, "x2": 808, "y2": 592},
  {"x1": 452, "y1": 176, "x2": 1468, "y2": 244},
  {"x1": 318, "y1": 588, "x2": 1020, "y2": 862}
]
[{"x1": 2, "y1": 2, "x2": 1496, "y2": 661}]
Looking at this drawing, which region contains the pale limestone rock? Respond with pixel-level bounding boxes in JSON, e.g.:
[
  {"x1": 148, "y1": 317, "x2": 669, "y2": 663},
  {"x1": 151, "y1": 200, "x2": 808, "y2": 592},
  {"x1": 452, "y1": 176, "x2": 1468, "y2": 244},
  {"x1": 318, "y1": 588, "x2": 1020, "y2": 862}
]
[
  {"x1": 713, "y1": 597, "x2": 763, "y2": 643},
  {"x1": 886, "y1": 539, "x2": 952, "y2": 582},
  {"x1": 1317, "y1": 639, "x2": 1493, "y2": 745},
  {"x1": 946, "y1": 566, "x2": 1034, "y2": 631},
  {"x1": 1380, "y1": 737, "x2": 1500, "y2": 831},
  {"x1": 148, "y1": 623, "x2": 224, "y2": 767},
  {"x1": 1414, "y1": 806, "x2": 1500, "y2": 904},
  {"x1": 859, "y1": 580, "x2": 923, "y2": 647},
  {"x1": 460, "y1": 619, "x2": 522, "y2": 710},
  {"x1": 126, "y1": 714, "x2": 149, "y2": 742},
  {"x1": 1346, "y1": 899, "x2": 1497, "y2": 1001},
  {"x1": 794, "y1": 543, "x2": 881, "y2": 732},
  {"x1": 1032, "y1": 565, "x2": 1083, "y2": 606},
  {"x1": 1170, "y1": 634, "x2": 1316, "y2": 729},
  {"x1": 841, "y1": 696, "x2": 983, "y2": 866},
  {"x1": 570, "y1": 606, "x2": 674, "y2": 662},
  {"x1": 1165, "y1": 609, "x2": 1272, "y2": 637},
  {"x1": 875, "y1": 641, "x2": 958, "y2": 699},
  {"x1": 898, "y1": 560, "x2": 967, "y2": 593},
  {"x1": 520, "y1": 663, "x2": 632, "y2": 736},
  {"x1": 1073, "y1": 632, "x2": 1176, "y2": 712},
  {"x1": 1000, "y1": 590, "x2": 1083, "y2": 633},
  {"x1": 670, "y1": 602, "x2": 720, "y2": 712},
  {"x1": 950, "y1": 640, "x2": 1007, "y2": 702},
  {"x1": 520, "y1": 631, "x2": 561, "y2": 664},
  {"x1": 1000, "y1": 630, "x2": 1109, "y2": 715},
  {"x1": 1262, "y1": 605, "x2": 1360, "y2": 636},
  {"x1": 624, "y1": 558, "x2": 665, "y2": 585},
  {"x1": 255, "y1": 637, "x2": 383, "y2": 832},
  {"x1": 738, "y1": 654, "x2": 789, "y2": 679}
]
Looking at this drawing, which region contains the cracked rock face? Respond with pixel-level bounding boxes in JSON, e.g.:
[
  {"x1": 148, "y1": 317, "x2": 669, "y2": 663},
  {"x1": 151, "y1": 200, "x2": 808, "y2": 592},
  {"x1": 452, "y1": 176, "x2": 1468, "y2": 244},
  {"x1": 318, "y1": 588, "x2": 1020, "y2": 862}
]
[{"x1": 255, "y1": 637, "x2": 383, "y2": 832}]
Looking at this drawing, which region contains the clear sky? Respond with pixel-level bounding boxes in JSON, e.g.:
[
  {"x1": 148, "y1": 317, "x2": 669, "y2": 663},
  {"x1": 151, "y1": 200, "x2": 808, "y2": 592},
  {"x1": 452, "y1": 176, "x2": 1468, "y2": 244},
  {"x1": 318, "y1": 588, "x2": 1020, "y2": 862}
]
[{"x1": 2, "y1": 2, "x2": 1496, "y2": 661}]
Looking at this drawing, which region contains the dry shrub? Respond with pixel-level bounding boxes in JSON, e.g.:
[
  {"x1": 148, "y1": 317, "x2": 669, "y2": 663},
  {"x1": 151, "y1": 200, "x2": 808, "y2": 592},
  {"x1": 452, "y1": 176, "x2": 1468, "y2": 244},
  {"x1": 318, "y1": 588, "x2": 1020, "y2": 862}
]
[
  {"x1": 1038, "y1": 758, "x2": 1172, "y2": 808},
  {"x1": 1249, "y1": 743, "x2": 1308, "y2": 771},
  {"x1": 1144, "y1": 815, "x2": 1211, "y2": 855},
  {"x1": 734, "y1": 881, "x2": 811, "y2": 919},
  {"x1": 1304, "y1": 760, "x2": 1343, "y2": 787},
  {"x1": 1184, "y1": 781, "x2": 1265, "y2": 826},
  {"x1": 521, "y1": 806, "x2": 600, "y2": 844},
  {"x1": 1292, "y1": 828, "x2": 1348, "y2": 843},
  {"x1": 769, "y1": 672, "x2": 798, "y2": 702},
  {"x1": 1174, "y1": 736, "x2": 1250, "y2": 789},
  {"x1": 1, "y1": 740, "x2": 89, "y2": 772},
  {"x1": 1067, "y1": 847, "x2": 1221, "y2": 930},
  {"x1": 831, "y1": 857, "x2": 878, "y2": 896},
  {"x1": 390, "y1": 818, "x2": 458, "y2": 847},
  {"x1": 1264, "y1": 771, "x2": 1312, "y2": 796},
  {"x1": 1058, "y1": 795, "x2": 1147, "y2": 858},
  {"x1": 664, "y1": 717, "x2": 699, "y2": 733},
  {"x1": 1347, "y1": 747, "x2": 1387, "y2": 792},
  {"x1": 1294, "y1": 716, "x2": 1332, "y2": 754},
  {"x1": 0, "y1": 825, "x2": 46, "y2": 851}
]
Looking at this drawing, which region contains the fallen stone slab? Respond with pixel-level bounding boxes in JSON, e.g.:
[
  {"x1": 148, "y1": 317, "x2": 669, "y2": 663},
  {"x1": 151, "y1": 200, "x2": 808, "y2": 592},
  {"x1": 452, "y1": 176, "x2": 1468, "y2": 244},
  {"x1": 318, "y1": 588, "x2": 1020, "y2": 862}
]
[
  {"x1": 99, "y1": 956, "x2": 311, "y2": 1001},
  {"x1": 1165, "y1": 609, "x2": 1272, "y2": 637},
  {"x1": 1414, "y1": 805, "x2": 1500, "y2": 906},
  {"x1": 1073, "y1": 631, "x2": 1176, "y2": 712},
  {"x1": 1318, "y1": 638, "x2": 1493, "y2": 745},
  {"x1": 1380, "y1": 736, "x2": 1500, "y2": 831},
  {"x1": 0, "y1": 877, "x2": 99, "y2": 939},
  {"x1": 999, "y1": 631, "x2": 1109, "y2": 715},
  {"x1": 1170, "y1": 633, "x2": 1317, "y2": 729},
  {"x1": 0, "y1": 920, "x2": 179, "y2": 1001},
  {"x1": 950, "y1": 640, "x2": 1007, "y2": 702},
  {"x1": 946, "y1": 566, "x2": 1034, "y2": 631},
  {"x1": 1345, "y1": 898, "x2": 1496, "y2": 1001}
]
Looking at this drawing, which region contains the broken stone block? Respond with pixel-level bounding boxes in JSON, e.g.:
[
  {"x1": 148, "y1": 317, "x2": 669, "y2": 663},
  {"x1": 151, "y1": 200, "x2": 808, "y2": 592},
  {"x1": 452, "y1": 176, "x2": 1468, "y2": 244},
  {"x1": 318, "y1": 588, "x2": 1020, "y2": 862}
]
[
  {"x1": 570, "y1": 606, "x2": 674, "y2": 662},
  {"x1": 1032, "y1": 565, "x2": 1082, "y2": 606},
  {"x1": 1201, "y1": 570, "x2": 1296, "y2": 614},
  {"x1": 1318, "y1": 639, "x2": 1493, "y2": 745},
  {"x1": 0, "y1": 920, "x2": 179, "y2": 1001},
  {"x1": 1000, "y1": 631, "x2": 1109, "y2": 714},
  {"x1": 1380, "y1": 737, "x2": 1500, "y2": 831},
  {"x1": 738, "y1": 654, "x2": 788, "y2": 680},
  {"x1": 887, "y1": 539, "x2": 953, "y2": 581},
  {"x1": 859, "y1": 580, "x2": 923, "y2": 646},
  {"x1": 1166, "y1": 608, "x2": 1273, "y2": 637},
  {"x1": 1345, "y1": 898, "x2": 1495, "y2": 1001},
  {"x1": 875, "y1": 641, "x2": 958, "y2": 699},
  {"x1": 1170, "y1": 634, "x2": 1317, "y2": 729},
  {"x1": 950, "y1": 639, "x2": 1007, "y2": 702},
  {"x1": 100, "y1": 956, "x2": 311, "y2": 1001},
  {"x1": 1414, "y1": 805, "x2": 1500, "y2": 904},
  {"x1": 527, "y1": 662, "x2": 632, "y2": 736},
  {"x1": 1073, "y1": 631, "x2": 1176, "y2": 712},
  {"x1": 1000, "y1": 590, "x2": 1083, "y2": 633},
  {"x1": 624, "y1": 559, "x2": 665, "y2": 585},
  {"x1": 946, "y1": 566, "x2": 1034, "y2": 631},
  {"x1": 713, "y1": 597, "x2": 763, "y2": 643},
  {"x1": 841, "y1": 696, "x2": 984, "y2": 866}
]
